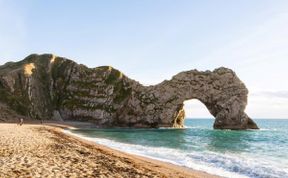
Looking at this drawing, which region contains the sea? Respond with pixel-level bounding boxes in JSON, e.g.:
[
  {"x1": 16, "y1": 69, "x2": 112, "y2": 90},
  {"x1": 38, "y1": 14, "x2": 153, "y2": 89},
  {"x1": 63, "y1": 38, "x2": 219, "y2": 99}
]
[{"x1": 65, "y1": 119, "x2": 288, "y2": 178}]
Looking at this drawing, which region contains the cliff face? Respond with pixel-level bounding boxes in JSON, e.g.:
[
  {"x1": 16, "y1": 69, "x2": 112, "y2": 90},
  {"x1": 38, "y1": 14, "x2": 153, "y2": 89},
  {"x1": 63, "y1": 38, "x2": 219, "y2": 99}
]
[{"x1": 0, "y1": 54, "x2": 258, "y2": 129}]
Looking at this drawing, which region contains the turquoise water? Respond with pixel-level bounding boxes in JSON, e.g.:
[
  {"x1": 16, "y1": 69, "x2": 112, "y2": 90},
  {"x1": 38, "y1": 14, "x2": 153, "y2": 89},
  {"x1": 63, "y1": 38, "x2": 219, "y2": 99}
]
[{"x1": 68, "y1": 119, "x2": 288, "y2": 178}]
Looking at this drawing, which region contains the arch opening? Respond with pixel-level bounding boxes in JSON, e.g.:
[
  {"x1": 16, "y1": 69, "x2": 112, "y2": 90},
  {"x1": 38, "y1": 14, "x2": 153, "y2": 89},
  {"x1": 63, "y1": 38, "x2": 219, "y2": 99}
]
[
  {"x1": 183, "y1": 99, "x2": 214, "y2": 119},
  {"x1": 178, "y1": 99, "x2": 214, "y2": 128}
]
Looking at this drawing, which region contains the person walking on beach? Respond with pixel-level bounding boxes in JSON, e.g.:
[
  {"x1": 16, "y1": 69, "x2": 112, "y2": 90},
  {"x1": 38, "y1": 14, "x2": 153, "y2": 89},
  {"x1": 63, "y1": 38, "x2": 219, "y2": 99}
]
[{"x1": 19, "y1": 118, "x2": 24, "y2": 126}]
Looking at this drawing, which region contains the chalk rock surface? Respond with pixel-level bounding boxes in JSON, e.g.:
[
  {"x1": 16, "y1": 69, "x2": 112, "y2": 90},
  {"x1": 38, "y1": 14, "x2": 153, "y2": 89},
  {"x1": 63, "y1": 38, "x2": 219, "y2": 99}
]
[{"x1": 0, "y1": 54, "x2": 258, "y2": 129}]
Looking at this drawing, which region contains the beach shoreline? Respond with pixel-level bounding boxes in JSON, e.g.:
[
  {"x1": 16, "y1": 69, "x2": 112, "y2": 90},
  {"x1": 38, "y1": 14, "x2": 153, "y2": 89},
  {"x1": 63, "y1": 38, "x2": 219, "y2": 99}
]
[{"x1": 0, "y1": 122, "x2": 219, "y2": 178}]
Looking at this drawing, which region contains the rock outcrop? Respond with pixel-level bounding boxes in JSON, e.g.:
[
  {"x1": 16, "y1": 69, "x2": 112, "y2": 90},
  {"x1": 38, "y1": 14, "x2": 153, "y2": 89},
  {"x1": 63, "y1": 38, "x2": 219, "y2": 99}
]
[{"x1": 0, "y1": 54, "x2": 258, "y2": 129}]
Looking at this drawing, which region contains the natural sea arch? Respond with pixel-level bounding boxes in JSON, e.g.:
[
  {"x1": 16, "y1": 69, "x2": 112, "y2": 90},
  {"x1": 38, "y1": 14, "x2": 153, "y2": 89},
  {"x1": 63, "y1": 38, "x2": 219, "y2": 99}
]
[{"x1": 144, "y1": 67, "x2": 259, "y2": 130}]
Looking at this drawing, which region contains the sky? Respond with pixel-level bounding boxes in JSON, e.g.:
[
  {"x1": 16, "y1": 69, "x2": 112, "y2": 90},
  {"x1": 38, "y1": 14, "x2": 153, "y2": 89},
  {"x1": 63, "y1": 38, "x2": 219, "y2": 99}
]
[{"x1": 1, "y1": 0, "x2": 288, "y2": 118}]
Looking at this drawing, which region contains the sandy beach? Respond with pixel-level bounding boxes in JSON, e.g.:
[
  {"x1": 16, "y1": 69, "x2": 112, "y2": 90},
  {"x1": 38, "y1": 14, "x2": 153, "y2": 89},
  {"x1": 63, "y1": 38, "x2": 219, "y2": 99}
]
[{"x1": 0, "y1": 123, "x2": 218, "y2": 178}]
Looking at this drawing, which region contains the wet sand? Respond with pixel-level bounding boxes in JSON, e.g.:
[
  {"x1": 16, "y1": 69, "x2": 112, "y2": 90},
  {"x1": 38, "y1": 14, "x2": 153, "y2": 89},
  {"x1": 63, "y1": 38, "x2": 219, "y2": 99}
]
[{"x1": 0, "y1": 123, "x2": 218, "y2": 178}]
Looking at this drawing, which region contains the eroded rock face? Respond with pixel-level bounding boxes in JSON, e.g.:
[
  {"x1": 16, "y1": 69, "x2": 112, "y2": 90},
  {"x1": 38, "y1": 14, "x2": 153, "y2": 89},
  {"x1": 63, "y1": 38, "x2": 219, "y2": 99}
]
[{"x1": 0, "y1": 54, "x2": 258, "y2": 129}]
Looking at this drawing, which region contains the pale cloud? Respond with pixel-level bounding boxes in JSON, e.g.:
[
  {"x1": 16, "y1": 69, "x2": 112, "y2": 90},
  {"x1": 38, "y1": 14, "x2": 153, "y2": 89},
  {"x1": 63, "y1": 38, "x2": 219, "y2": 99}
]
[
  {"x1": 245, "y1": 90, "x2": 288, "y2": 118},
  {"x1": 251, "y1": 91, "x2": 288, "y2": 99}
]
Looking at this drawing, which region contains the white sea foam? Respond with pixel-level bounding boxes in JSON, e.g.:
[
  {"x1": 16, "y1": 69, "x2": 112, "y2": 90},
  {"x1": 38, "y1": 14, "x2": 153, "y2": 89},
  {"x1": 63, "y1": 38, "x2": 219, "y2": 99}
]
[
  {"x1": 259, "y1": 128, "x2": 279, "y2": 131},
  {"x1": 63, "y1": 129, "x2": 261, "y2": 178},
  {"x1": 184, "y1": 125, "x2": 209, "y2": 129}
]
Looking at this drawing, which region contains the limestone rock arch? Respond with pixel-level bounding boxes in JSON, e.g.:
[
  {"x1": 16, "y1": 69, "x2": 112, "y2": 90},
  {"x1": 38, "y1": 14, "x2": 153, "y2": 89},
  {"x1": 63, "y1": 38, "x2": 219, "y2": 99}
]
[{"x1": 136, "y1": 67, "x2": 259, "y2": 129}]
